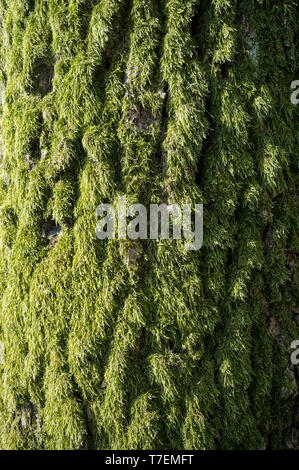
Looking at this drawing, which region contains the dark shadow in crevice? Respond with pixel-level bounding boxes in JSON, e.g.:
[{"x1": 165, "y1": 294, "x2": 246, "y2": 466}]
[
  {"x1": 28, "y1": 136, "x2": 41, "y2": 167},
  {"x1": 191, "y1": 0, "x2": 203, "y2": 51},
  {"x1": 42, "y1": 219, "x2": 62, "y2": 238},
  {"x1": 92, "y1": 52, "x2": 113, "y2": 100},
  {"x1": 25, "y1": 0, "x2": 36, "y2": 15},
  {"x1": 27, "y1": 61, "x2": 54, "y2": 98},
  {"x1": 195, "y1": 94, "x2": 216, "y2": 189},
  {"x1": 227, "y1": 247, "x2": 233, "y2": 268}
]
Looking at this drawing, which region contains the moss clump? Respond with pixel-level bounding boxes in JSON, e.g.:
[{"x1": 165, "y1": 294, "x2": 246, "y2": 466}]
[{"x1": 0, "y1": 0, "x2": 298, "y2": 450}]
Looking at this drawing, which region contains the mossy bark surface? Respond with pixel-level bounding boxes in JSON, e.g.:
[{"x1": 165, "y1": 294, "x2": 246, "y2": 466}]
[{"x1": 0, "y1": 0, "x2": 298, "y2": 450}]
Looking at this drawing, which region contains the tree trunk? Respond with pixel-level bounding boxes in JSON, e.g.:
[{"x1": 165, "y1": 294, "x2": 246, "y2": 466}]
[{"x1": 0, "y1": 0, "x2": 298, "y2": 450}]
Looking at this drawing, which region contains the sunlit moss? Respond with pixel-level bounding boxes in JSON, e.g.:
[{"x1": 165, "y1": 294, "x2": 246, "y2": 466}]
[{"x1": 0, "y1": 0, "x2": 298, "y2": 450}]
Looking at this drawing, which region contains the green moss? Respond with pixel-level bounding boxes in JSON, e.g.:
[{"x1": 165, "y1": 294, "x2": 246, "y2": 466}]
[{"x1": 0, "y1": 0, "x2": 298, "y2": 450}]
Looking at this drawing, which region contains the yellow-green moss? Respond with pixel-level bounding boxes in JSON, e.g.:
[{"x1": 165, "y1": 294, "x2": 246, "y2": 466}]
[{"x1": 0, "y1": 0, "x2": 298, "y2": 450}]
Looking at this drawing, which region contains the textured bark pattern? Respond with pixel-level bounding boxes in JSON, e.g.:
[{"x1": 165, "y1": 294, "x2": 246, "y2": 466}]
[{"x1": 0, "y1": 0, "x2": 298, "y2": 450}]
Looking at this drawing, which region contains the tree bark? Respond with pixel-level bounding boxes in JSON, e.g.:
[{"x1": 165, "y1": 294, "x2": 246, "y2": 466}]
[{"x1": 0, "y1": 0, "x2": 298, "y2": 450}]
